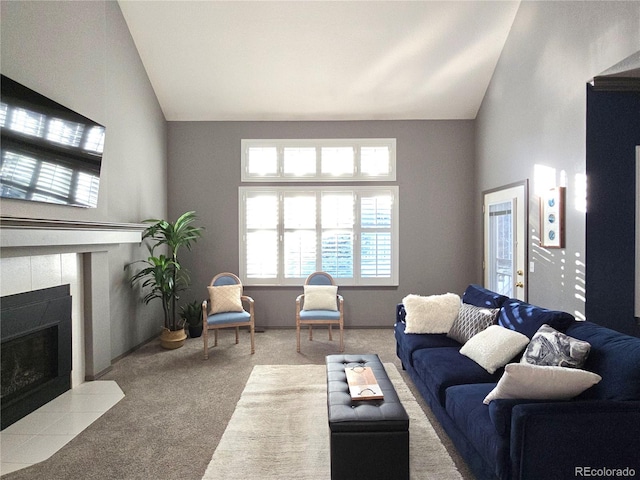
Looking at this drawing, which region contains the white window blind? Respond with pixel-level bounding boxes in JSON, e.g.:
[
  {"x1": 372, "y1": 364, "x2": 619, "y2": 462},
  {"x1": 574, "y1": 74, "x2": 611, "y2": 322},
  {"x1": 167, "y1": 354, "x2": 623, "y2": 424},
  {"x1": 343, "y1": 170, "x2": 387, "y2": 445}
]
[
  {"x1": 245, "y1": 191, "x2": 279, "y2": 279},
  {"x1": 361, "y1": 194, "x2": 393, "y2": 278},
  {"x1": 241, "y1": 138, "x2": 396, "y2": 182},
  {"x1": 283, "y1": 147, "x2": 315, "y2": 177},
  {"x1": 240, "y1": 186, "x2": 398, "y2": 286}
]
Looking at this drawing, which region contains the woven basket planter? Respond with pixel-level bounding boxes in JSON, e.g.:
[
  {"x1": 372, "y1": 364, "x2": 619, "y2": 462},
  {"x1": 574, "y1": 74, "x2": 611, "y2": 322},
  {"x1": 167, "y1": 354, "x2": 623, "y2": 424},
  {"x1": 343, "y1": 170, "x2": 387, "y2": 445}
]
[{"x1": 160, "y1": 327, "x2": 187, "y2": 349}]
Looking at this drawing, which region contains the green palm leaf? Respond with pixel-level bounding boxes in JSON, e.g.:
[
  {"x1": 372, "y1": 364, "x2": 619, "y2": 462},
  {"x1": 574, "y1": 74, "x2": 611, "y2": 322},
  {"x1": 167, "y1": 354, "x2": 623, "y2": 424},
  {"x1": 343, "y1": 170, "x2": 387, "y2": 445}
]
[{"x1": 126, "y1": 212, "x2": 204, "y2": 331}]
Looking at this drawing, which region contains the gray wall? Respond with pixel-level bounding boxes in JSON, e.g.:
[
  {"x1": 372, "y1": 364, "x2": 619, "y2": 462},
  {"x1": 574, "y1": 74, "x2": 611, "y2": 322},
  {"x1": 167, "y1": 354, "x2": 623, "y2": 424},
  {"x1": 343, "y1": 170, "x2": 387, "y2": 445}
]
[
  {"x1": 168, "y1": 120, "x2": 477, "y2": 328},
  {"x1": 1, "y1": 1, "x2": 168, "y2": 356},
  {"x1": 476, "y1": 1, "x2": 640, "y2": 319},
  {"x1": 5, "y1": 0, "x2": 638, "y2": 357}
]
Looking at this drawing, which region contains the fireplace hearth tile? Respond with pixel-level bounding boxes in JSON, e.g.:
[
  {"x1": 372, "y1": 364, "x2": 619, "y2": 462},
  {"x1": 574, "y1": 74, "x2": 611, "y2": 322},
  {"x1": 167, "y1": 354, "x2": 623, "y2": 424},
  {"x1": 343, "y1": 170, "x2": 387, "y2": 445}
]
[
  {"x1": 5, "y1": 432, "x2": 76, "y2": 464},
  {"x1": 1, "y1": 411, "x2": 66, "y2": 435},
  {"x1": 0, "y1": 432, "x2": 29, "y2": 459},
  {"x1": 41, "y1": 411, "x2": 104, "y2": 436},
  {"x1": 70, "y1": 380, "x2": 124, "y2": 395},
  {"x1": 38, "y1": 391, "x2": 125, "y2": 413},
  {"x1": 0, "y1": 380, "x2": 124, "y2": 476}
]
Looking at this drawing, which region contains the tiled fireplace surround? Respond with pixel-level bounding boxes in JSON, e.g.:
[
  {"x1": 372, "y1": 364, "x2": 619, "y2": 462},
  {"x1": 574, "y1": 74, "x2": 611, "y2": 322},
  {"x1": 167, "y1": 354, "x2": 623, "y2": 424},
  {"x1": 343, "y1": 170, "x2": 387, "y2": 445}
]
[{"x1": 0, "y1": 217, "x2": 143, "y2": 387}]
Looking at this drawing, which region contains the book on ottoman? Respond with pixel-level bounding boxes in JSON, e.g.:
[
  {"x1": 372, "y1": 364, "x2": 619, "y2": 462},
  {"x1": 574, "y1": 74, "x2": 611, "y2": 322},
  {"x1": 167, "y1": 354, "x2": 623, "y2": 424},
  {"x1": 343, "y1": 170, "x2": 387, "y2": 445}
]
[{"x1": 345, "y1": 366, "x2": 384, "y2": 400}]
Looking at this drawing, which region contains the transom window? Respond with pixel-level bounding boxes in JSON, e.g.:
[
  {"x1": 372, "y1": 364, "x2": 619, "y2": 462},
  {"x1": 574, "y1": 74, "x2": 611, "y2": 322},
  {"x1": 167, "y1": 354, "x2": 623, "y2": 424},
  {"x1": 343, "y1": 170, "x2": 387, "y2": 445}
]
[
  {"x1": 241, "y1": 138, "x2": 396, "y2": 182},
  {"x1": 239, "y1": 186, "x2": 399, "y2": 286}
]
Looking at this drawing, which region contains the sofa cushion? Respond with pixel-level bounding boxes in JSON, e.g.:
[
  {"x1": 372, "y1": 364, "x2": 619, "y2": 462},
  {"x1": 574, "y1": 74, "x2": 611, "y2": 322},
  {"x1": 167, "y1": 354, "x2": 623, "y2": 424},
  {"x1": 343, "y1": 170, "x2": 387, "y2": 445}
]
[
  {"x1": 498, "y1": 299, "x2": 574, "y2": 338},
  {"x1": 403, "y1": 293, "x2": 461, "y2": 334},
  {"x1": 521, "y1": 324, "x2": 591, "y2": 368},
  {"x1": 447, "y1": 303, "x2": 499, "y2": 344},
  {"x1": 445, "y1": 383, "x2": 510, "y2": 480},
  {"x1": 483, "y1": 363, "x2": 602, "y2": 404},
  {"x1": 566, "y1": 321, "x2": 640, "y2": 401},
  {"x1": 460, "y1": 325, "x2": 530, "y2": 374},
  {"x1": 394, "y1": 322, "x2": 461, "y2": 368},
  {"x1": 412, "y1": 347, "x2": 502, "y2": 406},
  {"x1": 462, "y1": 284, "x2": 509, "y2": 309}
]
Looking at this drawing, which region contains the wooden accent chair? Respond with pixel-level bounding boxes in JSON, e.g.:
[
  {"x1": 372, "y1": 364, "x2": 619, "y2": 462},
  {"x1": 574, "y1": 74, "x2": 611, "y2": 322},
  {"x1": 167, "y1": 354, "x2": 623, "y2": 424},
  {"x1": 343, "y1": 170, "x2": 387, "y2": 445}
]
[
  {"x1": 202, "y1": 272, "x2": 255, "y2": 359},
  {"x1": 296, "y1": 271, "x2": 344, "y2": 353}
]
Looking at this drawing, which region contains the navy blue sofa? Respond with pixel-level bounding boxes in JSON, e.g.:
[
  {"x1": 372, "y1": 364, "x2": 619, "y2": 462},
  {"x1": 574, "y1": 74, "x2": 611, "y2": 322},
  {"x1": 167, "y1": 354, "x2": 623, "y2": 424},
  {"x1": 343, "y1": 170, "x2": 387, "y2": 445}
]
[{"x1": 395, "y1": 285, "x2": 640, "y2": 480}]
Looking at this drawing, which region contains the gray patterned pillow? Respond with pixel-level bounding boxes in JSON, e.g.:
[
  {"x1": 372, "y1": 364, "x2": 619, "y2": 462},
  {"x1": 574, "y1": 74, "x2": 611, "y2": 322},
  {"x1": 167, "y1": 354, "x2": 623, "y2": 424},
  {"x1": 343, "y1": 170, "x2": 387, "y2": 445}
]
[
  {"x1": 520, "y1": 324, "x2": 591, "y2": 368},
  {"x1": 447, "y1": 303, "x2": 499, "y2": 344}
]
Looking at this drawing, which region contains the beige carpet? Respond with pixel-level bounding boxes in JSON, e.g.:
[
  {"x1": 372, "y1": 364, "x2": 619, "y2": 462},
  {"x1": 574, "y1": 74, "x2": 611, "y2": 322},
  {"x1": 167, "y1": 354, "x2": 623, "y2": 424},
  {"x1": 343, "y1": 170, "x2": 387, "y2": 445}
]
[{"x1": 202, "y1": 363, "x2": 462, "y2": 480}]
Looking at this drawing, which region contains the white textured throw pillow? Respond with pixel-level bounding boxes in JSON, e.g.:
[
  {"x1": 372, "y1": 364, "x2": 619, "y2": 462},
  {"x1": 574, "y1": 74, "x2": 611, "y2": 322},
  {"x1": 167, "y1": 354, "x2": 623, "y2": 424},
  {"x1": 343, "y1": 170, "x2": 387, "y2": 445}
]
[
  {"x1": 483, "y1": 363, "x2": 602, "y2": 404},
  {"x1": 403, "y1": 293, "x2": 461, "y2": 334},
  {"x1": 208, "y1": 284, "x2": 244, "y2": 314},
  {"x1": 303, "y1": 285, "x2": 338, "y2": 311},
  {"x1": 460, "y1": 325, "x2": 530, "y2": 374}
]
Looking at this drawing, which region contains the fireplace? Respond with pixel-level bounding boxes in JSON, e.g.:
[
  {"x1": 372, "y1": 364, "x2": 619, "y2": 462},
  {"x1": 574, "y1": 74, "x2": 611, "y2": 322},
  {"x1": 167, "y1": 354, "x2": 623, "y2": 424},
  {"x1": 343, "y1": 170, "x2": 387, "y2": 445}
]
[{"x1": 1, "y1": 285, "x2": 72, "y2": 430}]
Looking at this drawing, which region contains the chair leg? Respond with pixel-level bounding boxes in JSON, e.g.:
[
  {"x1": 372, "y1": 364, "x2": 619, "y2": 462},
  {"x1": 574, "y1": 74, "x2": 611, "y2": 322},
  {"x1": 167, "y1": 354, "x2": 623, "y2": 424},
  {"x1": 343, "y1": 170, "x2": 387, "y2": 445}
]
[
  {"x1": 309, "y1": 325, "x2": 313, "y2": 341},
  {"x1": 296, "y1": 323, "x2": 301, "y2": 352},
  {"x1": 250, "y1": 324, "x2": 255, "y2": 354},
  {"x1": 235, "y1": 326, "x2": 239, "y2": 344},
  {"x1": 214, "y1": 329, "x2": 218, "y2": 347},
  {"x1": 203, "y1": 328, "x2": 209, "y2": 360},
  {"x1": 328, "y1": 324, "x2": 333, "y2": 341},
  {"x1": 339, "y1": 324, "x2": 344, "y2": 352}
]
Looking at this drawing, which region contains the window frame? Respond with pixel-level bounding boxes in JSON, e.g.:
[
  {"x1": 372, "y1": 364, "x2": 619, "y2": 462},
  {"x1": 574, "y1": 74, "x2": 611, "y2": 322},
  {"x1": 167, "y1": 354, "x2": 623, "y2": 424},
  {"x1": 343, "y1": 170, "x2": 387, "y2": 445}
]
[
  {"x1": 239, "y1": 185, "x2": 399, "y2": 286},
  {"x1": 241, "y1": 138, "x2": 396, "y2": 182}
]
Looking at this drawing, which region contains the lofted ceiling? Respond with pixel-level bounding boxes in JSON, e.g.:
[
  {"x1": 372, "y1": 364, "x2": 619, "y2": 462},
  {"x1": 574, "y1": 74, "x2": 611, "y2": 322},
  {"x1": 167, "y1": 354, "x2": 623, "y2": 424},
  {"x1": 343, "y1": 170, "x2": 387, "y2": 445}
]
[{"x1": 118, "y1": 1, "x2": 520, "y2": 122}]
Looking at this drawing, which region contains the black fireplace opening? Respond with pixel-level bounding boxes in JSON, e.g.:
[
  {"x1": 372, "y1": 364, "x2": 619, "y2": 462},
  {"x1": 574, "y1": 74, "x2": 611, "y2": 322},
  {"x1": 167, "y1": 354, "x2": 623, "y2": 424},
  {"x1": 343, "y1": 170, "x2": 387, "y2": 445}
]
[{"x1": 1, "y1": 285, "x2": 72, "y2": 430}]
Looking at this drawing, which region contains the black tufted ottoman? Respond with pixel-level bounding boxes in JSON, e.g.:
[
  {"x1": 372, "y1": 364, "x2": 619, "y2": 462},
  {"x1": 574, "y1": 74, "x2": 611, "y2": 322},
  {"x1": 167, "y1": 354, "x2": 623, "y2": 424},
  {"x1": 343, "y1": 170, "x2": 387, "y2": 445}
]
[{"x1": 326, "y1": 354, "x2": 409, "y2": 480}]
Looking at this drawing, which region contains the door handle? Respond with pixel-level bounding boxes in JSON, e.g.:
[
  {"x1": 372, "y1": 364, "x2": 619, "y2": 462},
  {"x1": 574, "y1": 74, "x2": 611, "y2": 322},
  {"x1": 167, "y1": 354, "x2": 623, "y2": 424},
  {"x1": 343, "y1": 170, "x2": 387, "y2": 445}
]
[
  {"x1": 515, "y1": 282, "x2": 524, "y2": 288},
  {"x1": 517, "y1": 270, "x2": 524, "y2": 276}
]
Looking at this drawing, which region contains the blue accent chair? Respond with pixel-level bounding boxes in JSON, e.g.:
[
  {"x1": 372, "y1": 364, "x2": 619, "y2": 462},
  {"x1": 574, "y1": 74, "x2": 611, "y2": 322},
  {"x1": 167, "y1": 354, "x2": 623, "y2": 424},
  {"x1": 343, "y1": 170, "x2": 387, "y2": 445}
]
[
  {"x1": 202, "y1": 272, "x2": 255, "y2": 359},
  {"x1": 296, "y1": 272, "x2": 344, "y2": 352}
]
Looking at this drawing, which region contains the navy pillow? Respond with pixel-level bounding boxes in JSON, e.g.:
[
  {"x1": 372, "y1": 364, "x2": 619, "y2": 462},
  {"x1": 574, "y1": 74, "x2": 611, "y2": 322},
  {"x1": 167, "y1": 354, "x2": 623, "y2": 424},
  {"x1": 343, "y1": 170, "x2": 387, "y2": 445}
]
[
  {"x1": 498, "y1": 299, "x2": 574, "y2": 339},
  {"x1": 462, "y1": 284, "x2": 509, "y2": 309}
]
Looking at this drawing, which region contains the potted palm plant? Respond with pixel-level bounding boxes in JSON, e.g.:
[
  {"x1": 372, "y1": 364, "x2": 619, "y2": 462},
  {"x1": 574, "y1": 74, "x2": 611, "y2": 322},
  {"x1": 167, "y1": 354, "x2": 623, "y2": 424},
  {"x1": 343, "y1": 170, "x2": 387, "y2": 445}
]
[{"x1": 127, "y1": 211, "x2": 203, "y2": 349}]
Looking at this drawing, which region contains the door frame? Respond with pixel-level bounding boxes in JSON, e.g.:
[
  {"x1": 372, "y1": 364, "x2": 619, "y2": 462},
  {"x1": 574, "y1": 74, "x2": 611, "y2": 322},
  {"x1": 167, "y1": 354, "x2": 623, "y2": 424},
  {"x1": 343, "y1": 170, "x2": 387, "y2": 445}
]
[{"x1": 483, "y1": 179, "x2": 529, "y2": 301}]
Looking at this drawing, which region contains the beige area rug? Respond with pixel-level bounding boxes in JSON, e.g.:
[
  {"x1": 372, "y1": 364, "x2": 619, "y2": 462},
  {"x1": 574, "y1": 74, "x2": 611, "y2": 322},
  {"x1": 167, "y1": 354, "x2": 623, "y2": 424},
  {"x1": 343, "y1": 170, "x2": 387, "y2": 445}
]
[{"x1": 202, "y1": 363, "x2": 462, "y2": 480}]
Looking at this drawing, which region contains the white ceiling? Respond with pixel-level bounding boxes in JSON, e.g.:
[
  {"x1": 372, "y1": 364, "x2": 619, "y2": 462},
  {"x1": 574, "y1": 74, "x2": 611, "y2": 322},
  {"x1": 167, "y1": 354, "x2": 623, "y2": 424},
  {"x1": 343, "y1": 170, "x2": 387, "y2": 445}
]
[{"x1": 118, "y1": 1, "x2": 520, "y2": 122}]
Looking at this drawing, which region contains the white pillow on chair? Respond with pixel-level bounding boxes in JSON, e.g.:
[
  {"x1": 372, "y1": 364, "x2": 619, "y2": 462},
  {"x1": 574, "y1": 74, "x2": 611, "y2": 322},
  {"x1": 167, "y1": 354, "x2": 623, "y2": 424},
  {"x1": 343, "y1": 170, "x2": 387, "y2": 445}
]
[
  {"x1": 302, "y1": 285, "x2": 338, "y2": 311},
  {"x1": 208, "y1": 284, "x2": 243, "y2": 314}
]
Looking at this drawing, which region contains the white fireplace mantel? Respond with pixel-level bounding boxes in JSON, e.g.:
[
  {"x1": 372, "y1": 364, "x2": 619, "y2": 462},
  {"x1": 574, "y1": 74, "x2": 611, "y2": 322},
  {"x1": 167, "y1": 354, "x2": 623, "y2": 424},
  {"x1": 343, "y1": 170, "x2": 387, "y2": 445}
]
[
  {"x1": 1, "y1": 216, "x2": 144, "y2": 256},
  {"x1": 1, "y1": 216, "x2": 146, "y2": 381}
]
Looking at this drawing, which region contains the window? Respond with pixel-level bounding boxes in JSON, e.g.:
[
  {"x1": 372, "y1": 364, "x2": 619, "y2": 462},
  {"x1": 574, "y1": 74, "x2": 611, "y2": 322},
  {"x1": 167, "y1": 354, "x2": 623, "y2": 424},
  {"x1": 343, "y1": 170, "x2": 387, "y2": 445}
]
[
  {"x1": 241, "y1": 138, "x2": 396, "y2": 182},
  {"x1": 239, "y1": 186, "x2": 398, "y2": 286}
]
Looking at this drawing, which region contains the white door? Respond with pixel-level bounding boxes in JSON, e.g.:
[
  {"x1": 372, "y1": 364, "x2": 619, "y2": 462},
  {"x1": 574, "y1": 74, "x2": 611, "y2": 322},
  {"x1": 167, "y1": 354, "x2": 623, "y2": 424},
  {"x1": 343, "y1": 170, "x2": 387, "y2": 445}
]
[{"x1": 484, "y1": 183, "x2": 527, "y2": 301}]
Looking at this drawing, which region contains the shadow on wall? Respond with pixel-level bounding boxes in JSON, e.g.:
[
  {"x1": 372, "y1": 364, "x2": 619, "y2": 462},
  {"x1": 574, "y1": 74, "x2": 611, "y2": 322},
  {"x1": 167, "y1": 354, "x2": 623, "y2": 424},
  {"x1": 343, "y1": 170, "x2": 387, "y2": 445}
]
[{"x1": 530, "y1": 163, "x2": 586, "y2": 320}]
